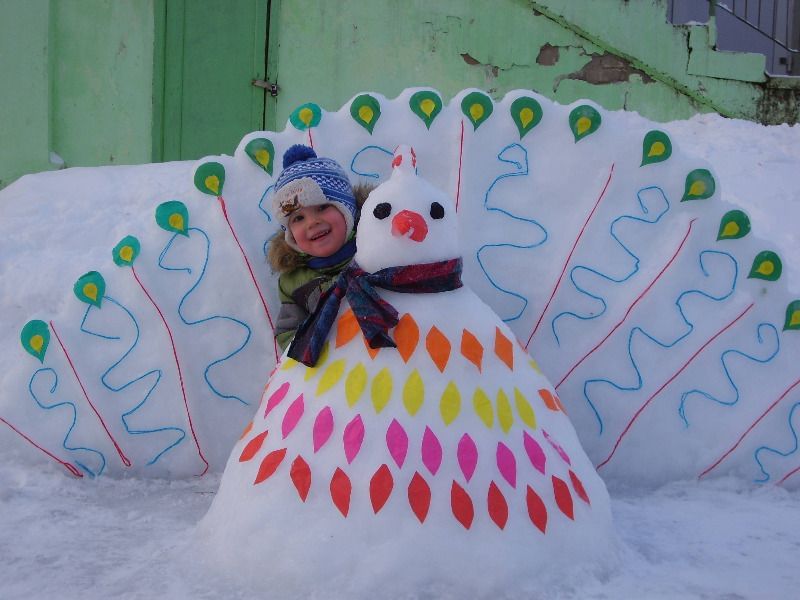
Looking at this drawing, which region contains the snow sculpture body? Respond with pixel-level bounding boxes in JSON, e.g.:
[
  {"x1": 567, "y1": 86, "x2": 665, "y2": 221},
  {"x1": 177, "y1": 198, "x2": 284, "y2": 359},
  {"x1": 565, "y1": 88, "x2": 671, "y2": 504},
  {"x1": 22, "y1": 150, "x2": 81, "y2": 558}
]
[{"x1": 202, "y1": 147, "x2": 615, "y2": 595}]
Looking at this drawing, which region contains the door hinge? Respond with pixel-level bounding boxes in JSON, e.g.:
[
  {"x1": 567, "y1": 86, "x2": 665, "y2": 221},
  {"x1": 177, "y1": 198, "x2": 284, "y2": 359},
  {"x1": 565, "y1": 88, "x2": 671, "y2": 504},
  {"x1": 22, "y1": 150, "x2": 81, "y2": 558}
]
[{"x1": 252, "y1": 79, "x2": 279, "y2": 97}]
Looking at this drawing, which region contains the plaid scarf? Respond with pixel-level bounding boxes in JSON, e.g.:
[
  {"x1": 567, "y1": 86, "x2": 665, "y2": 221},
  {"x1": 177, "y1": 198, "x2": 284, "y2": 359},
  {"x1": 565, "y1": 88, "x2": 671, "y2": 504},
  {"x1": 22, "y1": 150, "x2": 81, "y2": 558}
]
[{"x1": 288, "y1": 258, "x2": 463, "y2": 366}]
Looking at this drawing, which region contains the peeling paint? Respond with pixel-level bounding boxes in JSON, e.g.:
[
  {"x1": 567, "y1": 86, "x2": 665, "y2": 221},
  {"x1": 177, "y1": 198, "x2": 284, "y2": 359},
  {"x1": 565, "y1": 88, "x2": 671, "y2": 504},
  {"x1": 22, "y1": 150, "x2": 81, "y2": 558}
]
[
  {"x1": 460, "y1": 52, "x2": 500, "y2": 78},
  {"x1": 564, "y1": 52, "x2": 655, "y2": 85},
  {"x1": 536, "y1": 43, "x2": 559, "y2": 66}
]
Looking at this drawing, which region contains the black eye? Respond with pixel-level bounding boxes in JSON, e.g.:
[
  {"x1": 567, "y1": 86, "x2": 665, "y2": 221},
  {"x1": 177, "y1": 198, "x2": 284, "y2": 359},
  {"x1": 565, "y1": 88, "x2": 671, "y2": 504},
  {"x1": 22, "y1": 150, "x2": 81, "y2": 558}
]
[
  {"x1": 430, "y1": 202, "x2": 444, "y2": 219},
  {"x1": 373, "y1": 202, "x2": 392, "y2": 219}
]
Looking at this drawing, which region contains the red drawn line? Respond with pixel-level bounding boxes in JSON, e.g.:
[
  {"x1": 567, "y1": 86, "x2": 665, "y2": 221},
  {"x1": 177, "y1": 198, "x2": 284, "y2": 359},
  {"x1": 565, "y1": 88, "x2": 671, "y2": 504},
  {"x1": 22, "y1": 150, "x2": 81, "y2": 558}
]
[
  {"x1": 49, "y1": 321, "x2": 132, "y2": 468},
  {"x1": 598, "y1": 302, "x2": 755, "y2": 470},
  {"x1": 455, "y1": 120, "x2": 465, "y2": 212},
  {"x1": 1, "y1": 416, "x2": 83, "y2": 478},
  {"x1": 217, "y1": 196, "x2": 280, "y2": 362},
  {"x1": 308, "y1": 129, "x2": 314, "y2": 150},
  {"x1": 778, "y1": 463, "x2": 800, "y2": 486},
  {"x1": 132, "y1": 267, "x2": 209, "y2": 476},
  {"x1": 699, "y1": 375, "x2": 800, "y2": 480},
  {"x1": 556, "y1": 218, "x2": 696, "y2": 389},
  {"x1": 525, "y1": 163, "x2": 616, "y2": 350}
]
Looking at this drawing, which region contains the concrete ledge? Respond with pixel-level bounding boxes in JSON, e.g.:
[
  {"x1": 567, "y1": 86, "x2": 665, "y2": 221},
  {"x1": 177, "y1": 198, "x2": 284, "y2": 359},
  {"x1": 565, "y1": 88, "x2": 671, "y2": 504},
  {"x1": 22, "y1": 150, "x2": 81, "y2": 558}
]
[
  {"x1": 687, "y1": 25, "x2": 766, "y2": 83},
  {"x1": 766, "y1": 75, "x2": 800, "y2": 90}
]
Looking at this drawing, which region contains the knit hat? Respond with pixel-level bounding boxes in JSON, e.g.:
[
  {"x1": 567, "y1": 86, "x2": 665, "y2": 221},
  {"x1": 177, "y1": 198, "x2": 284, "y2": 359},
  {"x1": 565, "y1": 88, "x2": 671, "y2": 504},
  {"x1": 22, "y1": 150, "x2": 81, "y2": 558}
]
[{"x1": 272, "y1": 145, "x2": 357, "y2": 251}]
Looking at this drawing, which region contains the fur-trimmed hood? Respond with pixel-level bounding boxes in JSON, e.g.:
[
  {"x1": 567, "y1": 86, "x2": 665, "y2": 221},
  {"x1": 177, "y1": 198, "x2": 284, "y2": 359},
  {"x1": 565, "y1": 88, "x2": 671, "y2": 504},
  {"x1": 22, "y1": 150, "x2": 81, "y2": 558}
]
[{"x1": 267, "y1": 182, "x2": 374, "y2": 273}]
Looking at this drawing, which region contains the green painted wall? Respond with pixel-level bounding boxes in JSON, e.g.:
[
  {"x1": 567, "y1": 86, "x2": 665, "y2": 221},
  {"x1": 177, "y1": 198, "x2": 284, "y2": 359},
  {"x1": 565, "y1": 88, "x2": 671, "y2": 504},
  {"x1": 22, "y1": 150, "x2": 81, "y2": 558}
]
[
  {"x1": 2, "y1": 0, "x2": 798, "y2": 190},
  {"x1": 1, "y1": 0, "x2": 268, "y2": 189},
  {"x1": 0, "y1": 0, "x2": 155, "y2": 189},
  {"x1": 530, "y1": 0, "x2": 765, "y2": 118},
  {"x1": 0, "y1": 0, "x2": 53, "y2": 188},
  {"x1": 271, "y1": 0, "x2": 620, "y2": 126},
  {"x1": 158, "y1": 0, "x2": 268, "y2": 161},
  {"x1": 269, "y1": 0, "x2": 795, "y2": 127},
  {"x1": 50, "y1": 0, "x2": 155, "y2": 167}
]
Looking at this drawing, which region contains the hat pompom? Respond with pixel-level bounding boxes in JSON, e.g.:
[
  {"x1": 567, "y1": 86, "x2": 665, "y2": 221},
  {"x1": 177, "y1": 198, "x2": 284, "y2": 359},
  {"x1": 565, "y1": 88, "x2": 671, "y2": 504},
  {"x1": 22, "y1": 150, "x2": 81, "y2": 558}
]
[{"x1": 282, "y1": 144, "x2": 317, "y2": 169}]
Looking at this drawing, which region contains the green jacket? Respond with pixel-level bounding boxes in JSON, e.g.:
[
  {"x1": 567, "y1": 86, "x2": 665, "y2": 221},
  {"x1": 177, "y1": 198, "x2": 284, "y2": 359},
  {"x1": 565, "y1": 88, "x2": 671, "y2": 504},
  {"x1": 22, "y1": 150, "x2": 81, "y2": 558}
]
[{"x1": 274, "y1": 257, "x2": 351, "y2": 352}]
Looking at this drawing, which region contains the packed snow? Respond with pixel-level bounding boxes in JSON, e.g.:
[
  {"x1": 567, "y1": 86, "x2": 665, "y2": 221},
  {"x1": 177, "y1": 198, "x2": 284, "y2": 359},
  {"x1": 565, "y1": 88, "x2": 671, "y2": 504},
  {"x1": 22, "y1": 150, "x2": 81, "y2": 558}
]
[
  {"x1": 1, "y1": 466, "x2": 798, "y2": 599},
  {"x1": 1, "y1": 89, "x2": 799, "y2": 598}
]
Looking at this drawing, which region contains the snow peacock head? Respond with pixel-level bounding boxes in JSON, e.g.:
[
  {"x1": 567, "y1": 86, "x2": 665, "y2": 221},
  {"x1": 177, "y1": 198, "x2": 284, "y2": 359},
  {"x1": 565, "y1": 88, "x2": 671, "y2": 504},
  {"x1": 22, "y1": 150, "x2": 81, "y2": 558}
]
[{"x1": 355, "y1": 145, "x2": 460, "y2": 273}]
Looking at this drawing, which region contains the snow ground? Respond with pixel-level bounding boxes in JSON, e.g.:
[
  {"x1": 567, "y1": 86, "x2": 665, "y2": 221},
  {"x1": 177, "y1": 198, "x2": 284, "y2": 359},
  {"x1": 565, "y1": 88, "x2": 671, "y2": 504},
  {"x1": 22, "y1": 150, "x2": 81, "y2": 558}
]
[
  {"x1": 2, "y1": 462, "x2": 798, "y2": 600},
  {"x1": 2, "y1": 107, "x2": 800, "y2": 598}
]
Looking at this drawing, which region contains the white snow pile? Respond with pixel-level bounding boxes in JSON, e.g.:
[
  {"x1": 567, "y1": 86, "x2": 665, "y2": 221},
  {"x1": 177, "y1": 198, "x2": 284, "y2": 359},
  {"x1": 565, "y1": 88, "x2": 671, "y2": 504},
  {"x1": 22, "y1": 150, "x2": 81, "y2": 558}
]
[{"x1": 1, "y1": 88, "x2": 799, "y2": 599}]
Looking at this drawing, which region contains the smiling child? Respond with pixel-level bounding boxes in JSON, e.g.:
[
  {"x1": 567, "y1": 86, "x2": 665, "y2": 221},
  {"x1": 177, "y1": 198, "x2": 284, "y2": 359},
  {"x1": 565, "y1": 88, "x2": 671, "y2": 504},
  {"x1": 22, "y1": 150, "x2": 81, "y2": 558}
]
[{"x1": 268, "y1": 145, "x2": 370, "y2": 351}]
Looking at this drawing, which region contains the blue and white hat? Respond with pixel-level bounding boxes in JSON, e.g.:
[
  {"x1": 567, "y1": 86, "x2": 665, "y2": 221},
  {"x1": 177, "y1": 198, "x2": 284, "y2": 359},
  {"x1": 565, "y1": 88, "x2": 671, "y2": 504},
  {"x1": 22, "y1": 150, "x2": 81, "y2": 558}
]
[{"x1": 272, "y1": 145, "x2": 356, "y2": 251}]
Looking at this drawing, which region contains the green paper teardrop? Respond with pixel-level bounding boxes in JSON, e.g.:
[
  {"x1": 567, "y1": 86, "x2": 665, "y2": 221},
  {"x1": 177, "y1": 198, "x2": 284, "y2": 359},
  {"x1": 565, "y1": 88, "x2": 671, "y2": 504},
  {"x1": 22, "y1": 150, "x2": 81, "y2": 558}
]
[
  {"x1": 784, "y1": 300, "x2": 800, "y2": 331},
  {"x1": 74, "y1": 271, "x2": 106, "y2": 307},
  {"x1": 569, "y1": 105, "x2": 601, "y2": 142},
  {"x1": 244, "y1": 138, "x2": 275, "y2": 175},
  {"x1": 350, "y1": 94, "x2": 381, "y2": 134},
  {"x1": 290, "y1": 102, "x2": 322, "y2": 130},
  {"x1": 461, "y1": 91, "x2": 493, "y2": 130},
  {"x1": 748, "y1": 250, "x2": 782, "y2": 282},
  {"x1": 510, "y1": 96, "x2": 543, "y2": 139},
  {"x1": 681, "y1": 169, "x2": 715, "y2": 201},
  {"x1": 717, "y1": 210, "x2": 751, "y2": 241},
  {"x1": 194, "y1": 162, "x2": 225, "y2": 197},
  {"x1": 112, "y1": 235, "x2": 141, "y2": 267},
  {"x1": 409, "y1": 91, "x2": 442, "y2": 129},
  {"x1": 155, "y1": 200, "x2": 190, "y2": 236},
  {"x1": 641, "y1": 130, "x2": 672, "y2": 166},
  {"x1": 21, "y1": 320, "x2": 50, "y2": 363}
]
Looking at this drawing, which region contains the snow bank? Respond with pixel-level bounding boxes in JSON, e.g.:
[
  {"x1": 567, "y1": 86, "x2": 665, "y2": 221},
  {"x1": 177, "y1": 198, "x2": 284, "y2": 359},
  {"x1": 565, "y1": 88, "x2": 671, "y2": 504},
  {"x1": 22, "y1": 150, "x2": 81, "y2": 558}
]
[{"x1": 1, "y1": 88, "x2": 798, "y2": 490}]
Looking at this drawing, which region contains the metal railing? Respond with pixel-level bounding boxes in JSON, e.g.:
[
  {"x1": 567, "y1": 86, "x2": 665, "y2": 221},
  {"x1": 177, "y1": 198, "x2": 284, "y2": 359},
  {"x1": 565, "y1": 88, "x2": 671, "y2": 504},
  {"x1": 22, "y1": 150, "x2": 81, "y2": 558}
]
[{"x1": 669, "y1": 0, "x2": 800, "y2": 75}]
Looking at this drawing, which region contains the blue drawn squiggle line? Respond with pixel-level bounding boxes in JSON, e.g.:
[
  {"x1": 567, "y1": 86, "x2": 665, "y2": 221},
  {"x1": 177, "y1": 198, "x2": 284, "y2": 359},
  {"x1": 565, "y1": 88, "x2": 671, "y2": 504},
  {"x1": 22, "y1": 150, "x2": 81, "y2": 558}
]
[
  {"x1": 258, "y1": 183, "x2": 275, "y2": 222},
  {"x1": 753, "y1": 402, "x2": 800, "y2": 483},
  {"x1": 550, "y1": 186, "x2": 671, "y2": 345},
  {"x1": 678, "y1": 322, "x2": 780, "y2": 427},
  {"x1": 475, "y1": 143, "x2": 548, "y2": 322},
  {"x1": 350, "y1": 145, "x2": 394, "y2": 179},
  {"x1": 258, "y1": 183, "x2": 276, "y2": 258},
  {"x1": 79, "y1": 296, "x2": 186, "y2": 465},
  {"x1": 28, "y1": 368, "x2": 106, "y2": 477},
  {"x1": 583, "y1": 249, "x2": 739, "y2": 435},
  {"x1": 159, "y1": 226, "x2": 252, "y2": 405}
]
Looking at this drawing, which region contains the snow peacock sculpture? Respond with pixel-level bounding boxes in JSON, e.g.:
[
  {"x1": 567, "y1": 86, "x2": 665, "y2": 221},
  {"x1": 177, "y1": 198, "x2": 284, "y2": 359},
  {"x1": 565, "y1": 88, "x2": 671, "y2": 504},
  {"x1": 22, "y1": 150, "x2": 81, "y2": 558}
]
[
  {"x1": 201, "y1": 145, "x2": 616, "y2": 593},
  {"x1": 204, "y1": 146, "x2": 613, "y2": 595},
  {"x1": 4, "y1": 88, "x2": 799, "y2": 490}
]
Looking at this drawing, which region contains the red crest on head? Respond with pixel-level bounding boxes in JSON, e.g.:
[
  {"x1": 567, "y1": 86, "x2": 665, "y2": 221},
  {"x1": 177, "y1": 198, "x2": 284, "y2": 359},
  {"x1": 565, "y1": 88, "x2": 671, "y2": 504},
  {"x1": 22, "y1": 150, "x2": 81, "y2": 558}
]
[{"x1": 391, "y1": 145, "x2": 417, "y2": 174}]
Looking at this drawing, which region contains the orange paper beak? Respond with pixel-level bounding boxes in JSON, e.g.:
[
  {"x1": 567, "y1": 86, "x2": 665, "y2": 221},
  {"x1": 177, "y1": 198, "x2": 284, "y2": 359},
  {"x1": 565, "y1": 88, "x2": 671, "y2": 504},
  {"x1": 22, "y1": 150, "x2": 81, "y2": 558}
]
[{"x1": 391, "y1": 210, "x2": 428, "y2": 242}]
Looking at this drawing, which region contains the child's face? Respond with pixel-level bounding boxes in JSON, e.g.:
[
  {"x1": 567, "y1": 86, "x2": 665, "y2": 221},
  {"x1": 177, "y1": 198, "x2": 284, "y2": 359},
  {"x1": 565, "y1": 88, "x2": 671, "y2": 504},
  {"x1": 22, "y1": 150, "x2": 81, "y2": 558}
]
[{"x1": 288, "y1": 203, "x2": 348, "y2": 257}]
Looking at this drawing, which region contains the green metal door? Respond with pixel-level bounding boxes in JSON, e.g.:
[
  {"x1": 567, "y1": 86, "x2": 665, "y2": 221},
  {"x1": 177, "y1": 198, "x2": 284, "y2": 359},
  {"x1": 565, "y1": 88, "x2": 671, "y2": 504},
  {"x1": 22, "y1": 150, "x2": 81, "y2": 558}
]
[{"x1": 155, "y1": 0, "x2": 270, "y2": 161}]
